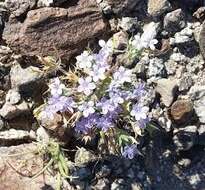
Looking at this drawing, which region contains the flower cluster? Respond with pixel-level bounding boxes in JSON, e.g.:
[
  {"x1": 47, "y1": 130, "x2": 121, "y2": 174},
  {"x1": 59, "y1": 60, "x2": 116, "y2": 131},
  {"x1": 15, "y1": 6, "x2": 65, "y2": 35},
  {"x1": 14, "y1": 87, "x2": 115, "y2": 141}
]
[{"x1": 36, "y1": 35, "x2": 153, "y2": 160}]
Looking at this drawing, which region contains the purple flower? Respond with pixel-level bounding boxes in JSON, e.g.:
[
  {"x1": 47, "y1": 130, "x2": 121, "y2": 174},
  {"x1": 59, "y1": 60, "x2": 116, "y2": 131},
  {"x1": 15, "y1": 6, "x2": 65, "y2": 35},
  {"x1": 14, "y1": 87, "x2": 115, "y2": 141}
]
[
  {"x1": 131, "y1": 83, "x2": 146, "y2": 99},
  {"x1": 89, "y1": 64, "x2": 106, "y2": 82},
  {"x1": 130, "y1": 104, "x2": 149, "y2": 121},
  {"x1": 76, "y1": 51, "x2": 93, "y2": 69},
  {"x1": 138, "y1": 118, "x2": 149, "y2": 129},
  {"x1": 93, "y1": 51, "x2": 109, "y2": 69},
  {"x1": 39, "y1": 105, "x2": 57, "y2": 120},
  {"x1": 77, "y1": 77, "x2": 96, "y2": 95},
  {"x1": 78, "y1": 101, "x2": 95, "y2": 117},
  {"x1": 49, "y1": 78, "x2": 65, "y2": 97},
  {"x1": 48, "y1": 96, "x2": 76, "y2": 113},
  {"x1": 97, "y1": 98, "x2": 117, "y2": 115},
  {"x1": 109, "y1": 88, "x2": 125, "y2": 105},
  {"x1": 96, "y1": 116, "x2": 114, "y2": 132},
  {"x1": 113, "y1": 66, "x2": 132, "y2": 85},
  {"x1": 122, "y1": 144, "x2": 139, "y2": 159},
  {"x1": 75, "y1": 113, "x2": 99, "y2": 134}
]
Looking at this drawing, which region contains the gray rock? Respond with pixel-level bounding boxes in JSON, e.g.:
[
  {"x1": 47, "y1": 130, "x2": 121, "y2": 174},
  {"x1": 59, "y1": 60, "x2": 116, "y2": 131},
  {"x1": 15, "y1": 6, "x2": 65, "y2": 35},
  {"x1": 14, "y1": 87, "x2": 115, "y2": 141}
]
[
  {"x1": 111, "y1": 179, "x2": 127, "y2": 190},
  {"x1": 178, "y1": 75, "x2": 193, "y2": 92},
  {"x1": 173, "y1": 125, "x2": 198, "y2": 151},
  {"x1": 37, "y1": 0, "x2": 68, "y2": 7},
  {"x1": 188, "y1": 85, "x2": 205, "y2": 100},
  {"x1": 164, "y1": 9, "x2": 186, "y2": 35},
  {"x1": 0, "y1": 101, "x2": 30, "y2": 119},
  {"x1": 156, "y1": 78, "x2": 178, "y2": 107},
  {"x1": 147, "y1": 0, "x2": 171, "y2": 17},
  {"x1": 118, "y1": 17, "x2": 138, "y2": 32},
  {"x1": 142, "y1": 22, "x2": 161, "y2": 42},
  {"x1": 10, "y1": 63, "x2": 43, "y2": 89},
  {"x1": 170, "y1": 24, "x2": 194, "y2": 45},
  {"x1": 0, "y1": 129, "x2": 35, "y2": 142},
  {"x1": 194, "y1": 96, "x2": 205, "y2": 123},
  {"x1": 106, "y1": 0, "x2": 141, "y2": 15},
  {"x1": 148, "y1": 58, "x2": 166, "y2": 79},
  {"x1": 198, "y1": 125, "x2": 205, "y2": 145},
  {"x1": 0, "y1": 46, "x2": 12, "y2": 64},
  {"x1": 112, "y1": 31, "x2": 128, "y2": 50},
  {"x1": 94, "y1": 178, "x2": 110, "y2": 190},
  {"x1": 5, "y1": 0, "x2": 36, "y2": 17},
  {"x1": 5, "y1": 88, "x2": 21, "y2": 105}
]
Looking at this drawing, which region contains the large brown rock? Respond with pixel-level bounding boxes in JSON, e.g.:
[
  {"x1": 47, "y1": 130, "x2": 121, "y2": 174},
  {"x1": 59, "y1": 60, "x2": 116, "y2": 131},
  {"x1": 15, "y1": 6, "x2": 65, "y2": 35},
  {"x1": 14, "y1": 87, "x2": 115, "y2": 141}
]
[{"x1": 3, "y1": 0, "x2": 109, "y2": 62}]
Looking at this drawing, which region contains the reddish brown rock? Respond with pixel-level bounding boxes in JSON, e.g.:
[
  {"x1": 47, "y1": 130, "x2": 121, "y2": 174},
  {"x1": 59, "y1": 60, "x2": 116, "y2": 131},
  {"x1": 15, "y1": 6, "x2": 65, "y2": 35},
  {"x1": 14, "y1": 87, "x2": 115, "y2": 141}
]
[
  {"x1": 170, "y1": 99, "x2": 193, "y2": 124},
  {"x1": 3, "y1": 0, "x2": 109, "y2": 62}
]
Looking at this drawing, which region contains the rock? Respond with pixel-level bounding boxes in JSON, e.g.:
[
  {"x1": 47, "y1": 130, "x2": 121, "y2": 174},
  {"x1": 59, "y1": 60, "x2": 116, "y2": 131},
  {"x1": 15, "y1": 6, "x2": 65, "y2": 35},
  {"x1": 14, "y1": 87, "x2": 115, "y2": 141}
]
[
  {"x1": 0, "y1": 46, "x2": 13, "y2": 64},
  {"x1": 36, "y1": 126, "x2": 50, "y2": 143},
  {"x1": 188, "y1": 85, "x2": 205, "y2": 100},
  {"x1": 156, "y1": 78, "x2": 178, "y2": 107},
  {"x1": 170, "y1": 99, "x2": 193, "y2": 125},
  {"x1": 0, "y1": 101, "x2": 30, "y2": 119},
  {"x1": 74, "y1": 147, "x2": 97, "y2": 166},
  {"x1": 3, "y1": 0, "x2": 109, "y2": 62},
  {"x1": 10, "y1": 63, "x2": 43, "y2": 89},
  {"x1": 173, "y1": 125, "x2": 198, "y2": 151},
  {"x1": 198, "y1": 125, "x2": 205, "y2": 145},
  {"x1": 164, "y1": 9, "x2": 186, "y2": 35},
  {"x1": 95, "y1": 165, "x2": 111, "y2": 179},
  {"x1": 170, "y1": 25, "x2": 194, "y2": 45},
  {"x1": 5, "y1": 0, "x2": 36, "y2": 17},
  {"x1": 5, "y1": 88, "x2": 21, "y2": 105},
  {"x1": 0, "y1": 143, "x2": 58, "y2": 190},
  {"x1": 199, "y1": 20, "x2": 205, "y2": 59},
  {"x1": 148, "y1": 58, "x2": 166, "y2": 80},
  {"x1": 0, "y1": 129, "x2": 35, "y2": 143},
  {"x1": 193, "y1": 96, "x2": 205, "y2": 123},
  {"x1": 111, "y1": 178, "x2": 127, "y2": 190},
  {"x1": 0, "y1": 117, "x2": 4, "y2": 130},
  {"x1": 106, "y1": 0, "x2": 141, "y2": 15},
  {"x1": 112, "y1": 31, "x2": 128, "y2": 51},
  {"x1": 178, "y1": 75, "x2": 193, "y2": 92},
  {"x1": 147, "y1": 0, "x2": 171, "y2": 17},
  {"x1": 37, "y1": 0, "x2": 68, "y2": 7},
  {"x1": 94, "y1": 178, "x2": 110, "y2": 190},
  {"x1": 118, "y1": 17, "x2": 138, "y2": 32},
  {"x1": 177, "y1": 158, "x2": 191, "y2": 168}
]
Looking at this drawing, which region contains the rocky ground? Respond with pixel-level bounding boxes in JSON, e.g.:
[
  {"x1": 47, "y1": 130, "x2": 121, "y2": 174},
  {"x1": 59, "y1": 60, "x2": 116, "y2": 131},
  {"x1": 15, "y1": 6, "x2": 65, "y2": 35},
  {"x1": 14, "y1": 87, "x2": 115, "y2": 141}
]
[{"x1": 0, "y1": 0, "x2": 204, "y2": 189}]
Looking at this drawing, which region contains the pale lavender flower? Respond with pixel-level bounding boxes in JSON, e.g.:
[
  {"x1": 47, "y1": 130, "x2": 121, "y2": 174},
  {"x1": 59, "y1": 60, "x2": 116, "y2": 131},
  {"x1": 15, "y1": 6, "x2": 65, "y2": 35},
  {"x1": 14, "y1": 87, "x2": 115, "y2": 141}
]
[
  {"x1": 109, "y1": 88, "x2": 124, "y2": 105},
  {"x1": 113, "y1": 66, "x2": 132, "y2": 85},
  {"x1": 130, "y1": 83, "x2": 146, "y2": 99},
  {"x1": 99, "y1": 39, "x2": 114, "y2": 56},
  {"x1": 39, "y1": 105, "x2": 56, "y2": 120},
  {"x1": 96, "y1": 116, "x2": 114, "y2": 132},
  {"x1": 49, "y1": 78, "x2": 65, "y2": 97},
  {"x1": 77, "y1": 77, "x2": 96, "y2": 95},
  {"x1": 78, "y1": 101, "x2": 95, "y2": 117},
  {"x1": 138, "y1": 118, "x2": 149, "y2": 129},
  {"x1": 130, "y1": 104, "x2": 149, "y2": 121},
  {"x1": 93, "y1": 51, "x2": 109, "y2": 69},
  {"x1": 75, "y1": 113, "x2": 99, "y2": 134},
  {"x1": 76, "y1": 51, "x2": 94, "y2": 69},
  {"x1": 122, "y1": 144, "x2": 139, "y2": 159},
  {"x1": 97, "y1": 98, "x2": 117, "y2": 115},
  {"x1": 48, "y1": 96, "x2": 76, "y2": 113},
  {"x1": 89, "y1": 64, "x2": 106, "y2": 82}
]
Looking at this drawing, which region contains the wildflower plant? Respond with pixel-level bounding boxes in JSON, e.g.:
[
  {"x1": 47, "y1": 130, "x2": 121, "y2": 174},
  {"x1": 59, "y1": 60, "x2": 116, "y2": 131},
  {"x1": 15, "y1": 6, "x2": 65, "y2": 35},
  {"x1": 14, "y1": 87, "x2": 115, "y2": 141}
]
[{"x1": 35, "y1": 34, "x2": 158, "y2": 161}]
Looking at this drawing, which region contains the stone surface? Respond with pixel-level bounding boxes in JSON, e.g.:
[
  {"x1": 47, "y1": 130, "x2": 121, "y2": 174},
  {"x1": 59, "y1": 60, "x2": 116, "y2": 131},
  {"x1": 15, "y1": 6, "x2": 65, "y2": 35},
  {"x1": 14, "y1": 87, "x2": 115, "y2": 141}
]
[
  {"x1": 10, "y1": 63, "x2": 43, "y2": 89},
  {"x1": 5, "y1": 89, "x2": 21, "y2": 105},
  {"x1": 0, "y1": 143, "x2": 58, "y2": 190},
  {"x1": 173, "y1": 125, "x2": 198, "y2": 151},
  {"x1": 178, "y1": 75, "x2": 193, "y2": 92},
  {"x1": 37, "y1": 0, "x2": 68, "y2": 7},
  {"x1": 112, "y1": 31, "x2": 128, "y2": 50},
  {"x1": 170, "y1": 99, "x2": 193, "y2": 125},
  {"x1": 199, "y1": 20, "x2": 205, "y2": 59},
  {"x1": 147, "y1": 0, "x2": 171, "y2": 17},
  {"x1": 194, "y1": 96, "x2": 205, "y2": 123},
  {"x1": 0, "y1": 101, "x2": 30, "y2": 119},
  {"x1": 3, "y1": 0, "x2": 109, "y2": 62},
  {"x1": 156, "y1": 78, "x2": 178, "y2": 107},
  {"x1": 164, "y1": 9, "x2": 186, "y2": 35},
  {"x1": 5, "y1": 0, "x2": 36, "y2": 17},
  {"x1": 106, "y1": 0, "x2": 140, "y2": 15}
]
